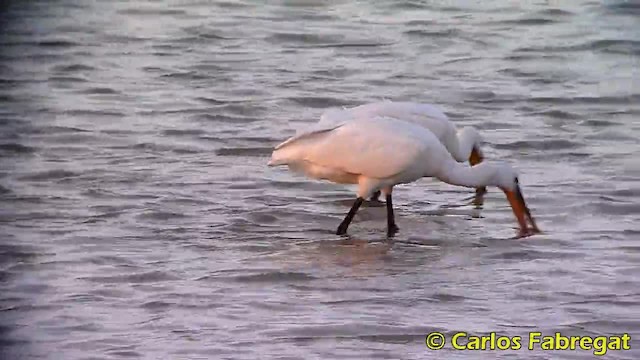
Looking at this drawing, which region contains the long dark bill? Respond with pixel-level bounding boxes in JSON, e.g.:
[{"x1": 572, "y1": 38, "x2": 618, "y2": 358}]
[
  {"x1": 504, "y1": 185, "x2": 539, "y2": 236},
  {"x1": 516, "y1": 185, "x2": 539, "y2": 233}
]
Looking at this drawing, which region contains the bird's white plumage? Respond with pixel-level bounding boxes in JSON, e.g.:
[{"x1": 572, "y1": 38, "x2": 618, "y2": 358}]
[
  {"x1": 270, "y1": 116, "x2": 454, "y2": 198},
  {"x1": 320, "y1": 101, "x2": 451, "y2": 139},
  {"x1": 317, "y1": 100, "x2": 482, "y2": 163}
]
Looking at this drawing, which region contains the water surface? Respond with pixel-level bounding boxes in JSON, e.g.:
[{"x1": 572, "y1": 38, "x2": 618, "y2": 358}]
[{"x1": 1, "y1": 1, "x2": 639, "y2": 359}]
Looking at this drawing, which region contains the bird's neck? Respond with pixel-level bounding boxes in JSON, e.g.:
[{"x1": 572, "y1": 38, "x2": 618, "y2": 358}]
[
  {"x1": 453, "y1": 127, "x2": 480, "y2": 162},
  {"x1": 436, "y1": 161, "x2": 497, "y2": 188}
]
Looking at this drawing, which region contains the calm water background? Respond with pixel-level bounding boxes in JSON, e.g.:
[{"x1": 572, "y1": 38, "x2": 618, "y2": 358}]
[{"x1": 1, "y1": 0, "x2": 639, "y2": 359}]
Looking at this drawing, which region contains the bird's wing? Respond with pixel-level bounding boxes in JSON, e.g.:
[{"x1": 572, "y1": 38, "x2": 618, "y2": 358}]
[
  {"x1": 301, "y1": 117, "x2": 429, "y2": 179},
  {"x1": 315, "y1": 107, "x2": 355, "y2": 129},
  {"x1": 347, "y1": 101, "x2": 459, "y2": 154},
  {"x1": 396, "y1": 102, "x2": 449, "y2": 121},
  {"x1": 274, "y1": 108, "x2": 354, "y2": 150},
  {"x1": 274, "y1": 125, "x2": 339, "y2": 150}
]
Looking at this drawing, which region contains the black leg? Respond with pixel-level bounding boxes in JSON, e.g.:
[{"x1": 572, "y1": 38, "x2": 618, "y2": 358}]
[
  {"x1": 370, "y1": 190, "x2": 381, "y2": 202},
  {"x1": 386, "y1": 193, "x2": 399, "y2": 236},
  {"x1": 472, "y1": 187, "x2": 486, "y2": 208},
  {"x1": 336, "y1": 197, "x2": 364, "y2": 235}
]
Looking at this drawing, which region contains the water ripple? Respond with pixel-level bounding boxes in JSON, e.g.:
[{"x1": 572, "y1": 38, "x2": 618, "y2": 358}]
[{"x1": 1, "y1": 0, "x2": 639, "y2": 359}]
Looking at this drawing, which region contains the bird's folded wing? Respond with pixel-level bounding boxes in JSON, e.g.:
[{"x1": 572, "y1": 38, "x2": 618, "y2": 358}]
[
  {"x1": 344, "y1": 101, "x2": 454, "y2": 141},
  {"x1": 274, "y1": 124, "x2": 344, "y2": 150},
  {"x1": 301, "y1": 119, "x2": 426, "y2": 179},
  {"x1": 274, "y1": 107, "x2": 357, "y2": 150},
  {"x1": 351, "y1": 101, "x2": 449, "y2": 121}
]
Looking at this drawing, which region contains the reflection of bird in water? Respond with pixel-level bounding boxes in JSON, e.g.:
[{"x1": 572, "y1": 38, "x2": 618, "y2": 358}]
[
  {"x1": 272, "y1": 236, "x2": 393, "y2": 276},
  {"x1": 322, "y1": 237, "x2": 392, "y2": 268},
  {"x1": 317, "y1": 100, "x2": 487, "y2": 200},
  {"x1": 269, "y1": 115, "x2": 539, "y2": 238}
]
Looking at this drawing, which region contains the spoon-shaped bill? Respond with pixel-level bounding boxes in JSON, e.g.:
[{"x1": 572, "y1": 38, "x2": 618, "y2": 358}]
[{"x1": 503, "y1": 185, "x2": 539, "y2": 237}]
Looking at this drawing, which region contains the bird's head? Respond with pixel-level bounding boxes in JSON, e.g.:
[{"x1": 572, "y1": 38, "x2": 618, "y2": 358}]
[
  {"x1": 491, "y1": 163, "x2": 540, "y2": 237},
  {"x1": 458, "y1": 126, "x2": 484, "y2": 166},
  {"x1": 464, "y1": 126, "x2": 485, "y2": 194}
]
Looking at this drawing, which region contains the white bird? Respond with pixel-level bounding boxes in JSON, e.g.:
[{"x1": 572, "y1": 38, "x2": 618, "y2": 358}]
[
  {"x1": 268, "y1": 115, "x2": 539, "y2": 237},
  {"x1": 316, "y1": 100, "x2": 486, "y2": 200}
]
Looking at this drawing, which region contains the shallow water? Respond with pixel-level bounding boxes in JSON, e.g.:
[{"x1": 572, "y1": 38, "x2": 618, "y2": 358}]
[{"x1": 1, "y1": 1, "x2": 639, "y2": 359}]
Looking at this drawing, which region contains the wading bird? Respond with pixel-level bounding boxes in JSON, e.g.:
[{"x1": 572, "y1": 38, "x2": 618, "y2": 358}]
[
  {"x1": 268, "y1": 115, "x2": 539, "y2": 237},
  {"x1": 316, "y1": 101, "x2": 487, "y2": 200}
]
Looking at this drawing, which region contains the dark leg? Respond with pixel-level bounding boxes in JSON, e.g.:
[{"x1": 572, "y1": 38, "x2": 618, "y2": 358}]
[
  {"x1": 472, "y1": 188, "x2": 485, "y2": 208},
  {"x1": 386, "y1": 193, "x2": 399, "y2": 236},
  {"x1": 370, "y1": 190, "x2": 381, "y2": 202},
  {"x1": 336, "y1": 197, "x2": 364, "y2": 235}
]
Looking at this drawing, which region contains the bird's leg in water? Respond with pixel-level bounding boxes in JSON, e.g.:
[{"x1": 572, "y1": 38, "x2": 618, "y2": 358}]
[
  {"x1": 385, "y1": 193, "x2": 399, "y2": 236},
  {"x1": 472, "y1": 188, "x2": 485, "y2": 208},
  {"x1": 370, "y1": 190, "x2": 381, "y2": 202},
  {"x1": 336, "y1": 197, "x2": 364, "y2": 235}
]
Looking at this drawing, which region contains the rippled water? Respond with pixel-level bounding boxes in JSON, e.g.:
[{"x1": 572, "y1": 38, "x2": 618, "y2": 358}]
[{"x1": 1, "y1": 1, "x2": 639, "y2": 359}]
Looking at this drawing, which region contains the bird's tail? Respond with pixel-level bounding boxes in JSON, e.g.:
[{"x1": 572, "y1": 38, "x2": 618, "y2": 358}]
[
  {"x1": 267, "y1": 156, "x2": 283, "y2": 167},
  {"x1": 267, "y1": 145, "x2": 297, "y2": 167},
  {"x1": 268, "y1": 124, "x2": 345, "y2": 167}
]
